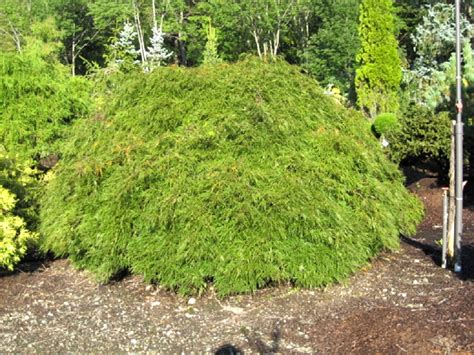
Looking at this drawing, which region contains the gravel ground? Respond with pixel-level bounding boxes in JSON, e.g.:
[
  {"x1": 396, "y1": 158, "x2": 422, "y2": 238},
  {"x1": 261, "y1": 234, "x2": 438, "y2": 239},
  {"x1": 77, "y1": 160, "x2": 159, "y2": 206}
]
[{"x1": 0, "y1": 176, "x2": 473, "y2": 354}]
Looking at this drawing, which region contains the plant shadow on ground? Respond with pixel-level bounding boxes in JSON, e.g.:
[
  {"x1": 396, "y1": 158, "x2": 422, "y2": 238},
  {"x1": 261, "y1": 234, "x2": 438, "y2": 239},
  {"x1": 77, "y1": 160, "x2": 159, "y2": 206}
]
[
  {"x1": 0, "y1": 249, "x2": 54, "y2": 277},
  {"x1": 215, "y1": 322, "x2": 282, "y2": 354},
  {"x1": 0, "y1": 260, "x2": 51, "y2": 277},
  {"x1": 401, "y1": 158, "x2": 474, "y2": 281},
  {"x1": 401, "y1": 236, "x2": 474, "y2": 281},
  {"x1": 214, "y1": 344, "x2": 243, "y2": 355},
  {"x1": 401, "y1": 161, "x2": 446, "y2": 187}
]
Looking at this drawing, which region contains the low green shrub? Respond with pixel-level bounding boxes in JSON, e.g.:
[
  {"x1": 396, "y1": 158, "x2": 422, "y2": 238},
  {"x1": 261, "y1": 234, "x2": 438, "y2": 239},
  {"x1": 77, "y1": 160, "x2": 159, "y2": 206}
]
[
  {"x1": 40, "y1": 59, "x2": 423, "y2": 296},
  {"x1": 386, "y1": 104, "x2": 451, "y2": 163},
  {"x1": 373, "y1": 113, "x2": 400, "y2": 136}
]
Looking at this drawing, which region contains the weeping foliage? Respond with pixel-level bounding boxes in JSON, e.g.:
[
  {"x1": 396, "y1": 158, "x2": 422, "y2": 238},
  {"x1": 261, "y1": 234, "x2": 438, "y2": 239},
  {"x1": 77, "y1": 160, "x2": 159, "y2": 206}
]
[{"x1": 40, "y1": 59, "x2": 423, "y2": 296}]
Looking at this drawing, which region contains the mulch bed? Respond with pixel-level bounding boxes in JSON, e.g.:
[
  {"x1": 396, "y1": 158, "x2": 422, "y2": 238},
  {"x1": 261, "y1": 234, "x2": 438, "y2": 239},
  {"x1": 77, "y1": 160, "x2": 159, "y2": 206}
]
[{"x1": 1, "y1": 167, "x2": 473, "y2": 353}]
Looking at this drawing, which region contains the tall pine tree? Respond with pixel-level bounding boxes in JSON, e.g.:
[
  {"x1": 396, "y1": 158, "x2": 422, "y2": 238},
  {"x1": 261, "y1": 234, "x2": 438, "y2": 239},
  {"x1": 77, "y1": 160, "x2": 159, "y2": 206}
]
[{"x1": 355, "y1": 0, "x2": 402, "y2": 119}]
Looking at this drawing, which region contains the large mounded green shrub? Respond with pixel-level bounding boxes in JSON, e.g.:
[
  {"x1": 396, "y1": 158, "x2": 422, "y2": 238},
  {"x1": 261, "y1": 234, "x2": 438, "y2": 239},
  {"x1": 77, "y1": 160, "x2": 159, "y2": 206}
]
[{"x1": 40, "y1": 59, "x2": 423, "y2": 296}]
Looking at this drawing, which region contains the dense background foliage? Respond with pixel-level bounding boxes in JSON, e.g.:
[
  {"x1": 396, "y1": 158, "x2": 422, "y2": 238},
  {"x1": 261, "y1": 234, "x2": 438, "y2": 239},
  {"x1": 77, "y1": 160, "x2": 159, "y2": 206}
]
[{"x1": 0, "y1": 19, "x2": 90, "y2": 162}]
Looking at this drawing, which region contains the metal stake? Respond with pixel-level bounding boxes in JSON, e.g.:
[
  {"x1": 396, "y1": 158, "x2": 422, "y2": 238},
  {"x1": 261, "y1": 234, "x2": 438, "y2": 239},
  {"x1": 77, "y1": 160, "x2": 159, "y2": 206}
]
[
  {"x1": 454, "y1": 0, "x2": 463, "y2": 274},
  {"x1": 441, "y1": 188, "x2": 448, "y2": 269}
]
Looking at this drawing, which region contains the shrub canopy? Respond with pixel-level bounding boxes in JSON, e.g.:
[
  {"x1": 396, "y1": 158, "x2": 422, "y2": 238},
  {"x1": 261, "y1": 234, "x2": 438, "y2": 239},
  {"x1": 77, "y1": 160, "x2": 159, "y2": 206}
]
[
  {"x1": 373, "y1": 113, "x2": 400, "y2": 137},
  {"x1": 386, "y1": 105, "x2": 451, "y2": 163},
  {"x1": 40, "y1": 59, "x2": 423, "y2": 296}
]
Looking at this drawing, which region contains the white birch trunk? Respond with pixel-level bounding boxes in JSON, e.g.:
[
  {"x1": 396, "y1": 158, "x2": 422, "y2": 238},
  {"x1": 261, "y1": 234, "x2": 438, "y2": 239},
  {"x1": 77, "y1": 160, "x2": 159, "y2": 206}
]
[
  {"x1": 252, "y1": 30, "x2": 262, "y2": 58},
  {"x1": 133, "y1": 0, "x2": 148, "y2": 69}
]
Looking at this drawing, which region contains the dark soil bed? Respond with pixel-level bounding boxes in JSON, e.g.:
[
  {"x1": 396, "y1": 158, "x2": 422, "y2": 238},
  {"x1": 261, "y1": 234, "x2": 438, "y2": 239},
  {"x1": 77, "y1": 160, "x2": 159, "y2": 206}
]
[{"x1": 1, "y1": 168, "x2": 473, "y2": 353}]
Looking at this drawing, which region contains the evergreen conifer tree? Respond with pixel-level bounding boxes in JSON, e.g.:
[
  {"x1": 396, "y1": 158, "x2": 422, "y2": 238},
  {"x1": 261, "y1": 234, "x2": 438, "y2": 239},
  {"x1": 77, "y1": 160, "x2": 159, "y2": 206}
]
[
  {"x1": 355, "y1": 0, "x2": 402, "y2": 119},
  {"x1": 147, "y1": 26, "x2": 173, "y2": 70},
  {"x1": 203, "y1": 20, "x2": 222, "y2": 65},
  {"x1": 110, "y1": 20, "x2": 139, "y2": 70}
]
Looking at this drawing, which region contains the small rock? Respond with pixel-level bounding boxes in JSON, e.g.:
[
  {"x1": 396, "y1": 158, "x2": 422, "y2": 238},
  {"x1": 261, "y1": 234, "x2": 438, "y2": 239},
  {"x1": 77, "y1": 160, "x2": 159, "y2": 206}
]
[
  {"x1": 188, "y1": 298, "x2": 196, "y2": 305},
  {"x1": 131, "y1": 339, "x2": 138, "y2": 345},
  {"x1": 406, "y1": 303, "x2": 424, "y2": 309},
  {"x1": 151, "y1": 301, "x2": 161, "y2": 307},
  {"x1": 222, "y1": 305, "x2": 245, "y2": 315},
  {"x1": 145, "y1": 285, "x2": 154, "y2": 291}
]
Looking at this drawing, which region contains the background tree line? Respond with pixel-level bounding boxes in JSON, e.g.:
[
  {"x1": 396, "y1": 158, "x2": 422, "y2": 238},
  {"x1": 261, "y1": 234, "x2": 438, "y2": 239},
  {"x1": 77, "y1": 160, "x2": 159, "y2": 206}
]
[
  {"x1": 1, "y1": 0, "x2": 472, "y2": 161},
  {"x1": 1, "y1": 1, "x2": 469, "y2": 78}
]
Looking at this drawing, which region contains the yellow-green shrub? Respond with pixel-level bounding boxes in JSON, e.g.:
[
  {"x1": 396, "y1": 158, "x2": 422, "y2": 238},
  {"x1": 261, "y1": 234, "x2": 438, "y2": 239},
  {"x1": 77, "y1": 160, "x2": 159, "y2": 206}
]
[
  {"x1": 0, "y1": 186, "x2": 37, "y2": 270},
  {"x1": 0, "y1": 152, "x2": 38, "y2": 270}
]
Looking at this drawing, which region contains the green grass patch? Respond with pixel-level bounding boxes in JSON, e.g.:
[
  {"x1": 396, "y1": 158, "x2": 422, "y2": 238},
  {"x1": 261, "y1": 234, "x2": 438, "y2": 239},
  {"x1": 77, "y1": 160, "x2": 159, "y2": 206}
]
[{"x1": 40, "y1": 59, "x2": 423, "y2": 296}]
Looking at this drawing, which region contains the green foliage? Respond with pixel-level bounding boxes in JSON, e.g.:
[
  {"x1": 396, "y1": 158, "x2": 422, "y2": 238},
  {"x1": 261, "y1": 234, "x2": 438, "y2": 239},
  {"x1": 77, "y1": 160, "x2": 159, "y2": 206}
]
[
  {"x1": 202, "y1": 20, "x2": 222, "y2": 65},
  {"x1": 0, "y1": 22, "x2": 91, "y2": 161},
  {"x1": 386, "y1": 105, "x2": 451, "y2": 163},
  {"x1": 404, "y1": 42, "x2": 474, "y2": 111},
  {"x1": 198, "y1": 0, "x2": 318, "y2": 62},
  {"x1": 398, "y1": 3, "x2": 473, "y2": 164},
  {"x1": 355, "y1": 0, "x2": 402, "y2": 118},
  {"x1": 301, "y1": 0, "x2": 360, "y2": 95},
  {"x1": 0, "y1": 151, "x2": 38, "y2": 270},
  {"x1": 40, "y1": 59, "x2": 423, "y2": 296},
  {"x1": 87, "y1": 0, "x2": 131, "y2": 32},
  {"x1": 394, "y1": 0, "x2": 448, "y2": 59},
  {"x1": 0, "y1": 17, "x2": 86, "y2": 269},
  {"x1": 107, "y1": 20, "x2": 140, "y2": 72},
  {"x1": 373, "y1": 113, "x2": 399, "y2": 136},
  {"x1": 0, "y1": 0, "x2": 51, "y2": 52},
  {"x1": 410, "y1": 3, "x2": 472, "y2": 72},
  {"x1": 403, "y1": 3, "x2": 473, "y2": 110}
]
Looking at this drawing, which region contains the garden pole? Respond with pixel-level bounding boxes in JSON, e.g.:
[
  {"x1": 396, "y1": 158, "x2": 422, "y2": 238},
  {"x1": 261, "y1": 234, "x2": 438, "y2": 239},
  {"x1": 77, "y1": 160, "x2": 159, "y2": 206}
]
[
  {"x1": 441, "y1": 188, "x2": 448, "y2": 269},
  {"x1": 454, "y1": 0, "x2": 463, "y2": 274}
]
